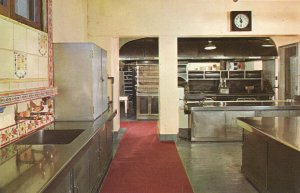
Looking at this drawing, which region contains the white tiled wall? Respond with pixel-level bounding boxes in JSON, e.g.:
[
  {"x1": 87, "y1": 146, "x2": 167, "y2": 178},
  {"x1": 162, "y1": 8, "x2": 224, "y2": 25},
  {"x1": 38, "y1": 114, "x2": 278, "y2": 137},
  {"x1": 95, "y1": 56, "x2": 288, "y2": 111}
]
[
  {"x1": 0, "y1": 16, "x2": 49, "y2": 93},
  {"x1": 0, "y1": 15, "x2": 50, "y2": 139},
  {"x1": 0, "y1": 18, "x2": 13, "y2": 50}
]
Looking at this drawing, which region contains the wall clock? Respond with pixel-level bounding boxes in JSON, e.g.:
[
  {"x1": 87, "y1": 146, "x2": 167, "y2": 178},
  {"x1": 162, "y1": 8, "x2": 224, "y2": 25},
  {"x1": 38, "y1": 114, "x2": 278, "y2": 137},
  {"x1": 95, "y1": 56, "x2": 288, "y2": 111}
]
[{"x1": 230, "y1": 11, "x2": 252, "y2": 31}]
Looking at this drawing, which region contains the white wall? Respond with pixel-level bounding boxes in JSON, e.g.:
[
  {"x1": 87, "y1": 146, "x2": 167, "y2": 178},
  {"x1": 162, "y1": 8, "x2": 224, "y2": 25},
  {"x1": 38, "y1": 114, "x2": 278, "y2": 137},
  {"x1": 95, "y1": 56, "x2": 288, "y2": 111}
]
[
  {"x1": 87, "y1": 0, "x2": 300, "y2": 37},
  {"x1": 52, "y1": 0, "x2": 88, "y2": 42}
]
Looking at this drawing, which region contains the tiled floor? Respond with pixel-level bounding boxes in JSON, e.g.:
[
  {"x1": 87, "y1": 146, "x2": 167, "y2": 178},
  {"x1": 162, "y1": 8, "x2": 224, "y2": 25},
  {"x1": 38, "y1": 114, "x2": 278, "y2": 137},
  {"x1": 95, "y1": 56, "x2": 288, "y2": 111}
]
[{"x1": 176, "y1": 141, "x2": 259, "y2": 193}]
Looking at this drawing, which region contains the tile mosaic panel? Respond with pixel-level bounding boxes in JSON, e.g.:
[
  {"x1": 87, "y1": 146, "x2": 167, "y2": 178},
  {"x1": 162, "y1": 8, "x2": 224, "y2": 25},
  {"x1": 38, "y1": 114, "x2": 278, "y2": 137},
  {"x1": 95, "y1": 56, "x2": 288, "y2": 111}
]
[
  {"x1": 1, "y1": 127, "x2": 11, "y2": 146},
  {"x1": 0, "y1": 115, "x2": 54, "y2": 148},
  {"x1": 0, "y1": 87, "x2": 58, "y2": 106},
  {"x1": 38, "y1": 33, "x2": 48, "y2": 56},
  {"x1": 14, "y1": 52, "x2": 28, "y2": 79}
]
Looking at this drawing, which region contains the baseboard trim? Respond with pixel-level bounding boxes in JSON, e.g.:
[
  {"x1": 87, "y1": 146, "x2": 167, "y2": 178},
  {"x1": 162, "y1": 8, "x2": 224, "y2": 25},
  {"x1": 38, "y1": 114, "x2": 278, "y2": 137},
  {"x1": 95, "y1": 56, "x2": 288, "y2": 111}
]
[{"x1": 159, "y1": 134, "x2": 178, "y2": 142}]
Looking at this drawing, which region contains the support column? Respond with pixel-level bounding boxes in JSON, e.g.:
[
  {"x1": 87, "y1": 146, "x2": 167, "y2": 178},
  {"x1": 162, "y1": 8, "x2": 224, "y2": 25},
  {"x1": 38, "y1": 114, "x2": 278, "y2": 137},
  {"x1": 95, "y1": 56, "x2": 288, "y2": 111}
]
[{"x1": 158, "y1": 36, "x2": 179, "y2": 141}]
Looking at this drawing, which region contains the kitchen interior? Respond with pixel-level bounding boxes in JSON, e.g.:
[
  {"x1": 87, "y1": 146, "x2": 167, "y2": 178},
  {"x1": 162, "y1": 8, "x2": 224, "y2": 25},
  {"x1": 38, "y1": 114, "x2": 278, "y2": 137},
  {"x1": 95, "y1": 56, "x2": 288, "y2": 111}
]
[{"x1": 1, "y1": 0, "x2": 300, "y2": 193}]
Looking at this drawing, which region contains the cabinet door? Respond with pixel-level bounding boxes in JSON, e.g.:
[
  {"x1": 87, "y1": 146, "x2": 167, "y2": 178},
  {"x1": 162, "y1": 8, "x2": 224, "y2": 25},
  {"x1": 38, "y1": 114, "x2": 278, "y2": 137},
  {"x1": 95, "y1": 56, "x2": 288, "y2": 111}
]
[
  {"x1": 106, "y1": 118, "x2": 113, "y2": 160},
  {"x1": 99, "y1": 127, "x2": 107, "y2": 177},
  {"x1": 43, "y1": 170, "x2": 72, "y2": 193},
  {"x1": 150, "y1": 96, "x2": 159, "y2": 114},
  {"x1": 242, "y1": 130, "x2": 267, "y2": 192},
  {"x1": 89, "y1": 134, "x2": 101, "y2": 193},
  {"x1": 73, "y1": 150, "x2": 90, "y2": 193},
  {"x1": 139, "y1": 96, "x2": 149, "y2": 114}
]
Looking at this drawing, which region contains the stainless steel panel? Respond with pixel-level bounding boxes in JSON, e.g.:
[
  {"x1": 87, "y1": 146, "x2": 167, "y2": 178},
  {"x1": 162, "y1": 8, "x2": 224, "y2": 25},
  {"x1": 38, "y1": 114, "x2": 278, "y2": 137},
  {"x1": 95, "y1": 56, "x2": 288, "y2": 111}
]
[
  {"x1": 54, "y1": 43, "x2": 108, "y2": 121},
  {"x1": 225, "y1": 111, "x2": 255, "y2": 140},
  {"x1": 255, "y1": 110, "x2": 290, "y2": 117},
  {"x1": 191, "y1": 111, "x2": 225, "y2": 141},
  {"x1": 54, "y1": 43, "x2": 94, "y2": 121}
]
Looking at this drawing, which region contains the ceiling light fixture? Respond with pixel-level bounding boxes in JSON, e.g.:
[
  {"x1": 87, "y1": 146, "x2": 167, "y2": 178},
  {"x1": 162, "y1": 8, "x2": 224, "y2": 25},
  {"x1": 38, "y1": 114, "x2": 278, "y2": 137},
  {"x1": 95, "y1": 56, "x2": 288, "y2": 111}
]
[
  {"x1": 261, "y1": 38, "x2": 275, "y2": 47},
  {"x1": 204, "y1": 41, "x2": 216, "y2": 50}
]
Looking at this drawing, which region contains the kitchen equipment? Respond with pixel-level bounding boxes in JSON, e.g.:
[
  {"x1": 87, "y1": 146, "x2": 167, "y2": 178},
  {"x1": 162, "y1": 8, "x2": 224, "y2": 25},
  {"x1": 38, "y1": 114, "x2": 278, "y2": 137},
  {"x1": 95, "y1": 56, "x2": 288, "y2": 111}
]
[
  {"x1": 245, "y1": 85, "x2": 254, "y2": 93},
  {"x1": 54, "y1": 43, "x2": 108, "y2": 121}
]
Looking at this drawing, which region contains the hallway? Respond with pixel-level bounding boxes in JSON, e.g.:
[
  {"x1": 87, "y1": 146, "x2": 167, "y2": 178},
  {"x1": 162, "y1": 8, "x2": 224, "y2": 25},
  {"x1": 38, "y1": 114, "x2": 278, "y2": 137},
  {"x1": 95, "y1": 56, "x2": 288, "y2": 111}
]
[
  {"x1": 100, "y1": 121, "x2": 193, "y2": 193},
  {"x1": 103, "y1": 121, "x2": 258, "y2": 193}
]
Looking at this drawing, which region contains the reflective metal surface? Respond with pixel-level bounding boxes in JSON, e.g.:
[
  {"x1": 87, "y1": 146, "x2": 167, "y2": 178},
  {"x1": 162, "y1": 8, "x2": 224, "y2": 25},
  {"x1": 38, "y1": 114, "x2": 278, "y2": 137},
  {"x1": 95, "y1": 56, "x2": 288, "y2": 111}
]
[
  {"x1": 190, "y1": 101, "x2": 300, "y2": 111},
  {"x1": 0, "y1": 109, "x2": 116, "y2": 193},
  {"x1": 237, "y1": 117, "x2": 300, "y2": 152},
  {"x1": 17, "y1": 129, "x2": 84, "y2": 145}
]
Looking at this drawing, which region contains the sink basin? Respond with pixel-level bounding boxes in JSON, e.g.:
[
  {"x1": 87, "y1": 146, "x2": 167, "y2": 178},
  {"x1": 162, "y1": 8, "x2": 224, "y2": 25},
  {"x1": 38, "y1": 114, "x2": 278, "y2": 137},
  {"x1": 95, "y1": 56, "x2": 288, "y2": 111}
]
[{"x1": 17, "y1": 129, "x2": 85, "y2": 145}]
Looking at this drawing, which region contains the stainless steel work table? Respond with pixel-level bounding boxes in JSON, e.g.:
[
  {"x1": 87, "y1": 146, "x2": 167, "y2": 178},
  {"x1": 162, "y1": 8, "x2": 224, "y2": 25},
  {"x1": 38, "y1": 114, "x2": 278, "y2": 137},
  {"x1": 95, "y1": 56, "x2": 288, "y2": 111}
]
[
  {"x1": 188, "y1": 101, "x2": 300, "y2": 141},
  {"x1": 0, "y1": 109, "x2": 116, "y2": 193},
  {"x1": 237, "y1": 117, "x2": 300, "y2": 193}
]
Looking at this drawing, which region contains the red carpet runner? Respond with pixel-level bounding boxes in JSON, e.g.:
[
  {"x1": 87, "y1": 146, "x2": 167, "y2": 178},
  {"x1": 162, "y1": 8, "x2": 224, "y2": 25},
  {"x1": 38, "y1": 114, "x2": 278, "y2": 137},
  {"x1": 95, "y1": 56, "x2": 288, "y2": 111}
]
[{"x1": 100, "y1": 121, "x2": 194, "y2": 193}]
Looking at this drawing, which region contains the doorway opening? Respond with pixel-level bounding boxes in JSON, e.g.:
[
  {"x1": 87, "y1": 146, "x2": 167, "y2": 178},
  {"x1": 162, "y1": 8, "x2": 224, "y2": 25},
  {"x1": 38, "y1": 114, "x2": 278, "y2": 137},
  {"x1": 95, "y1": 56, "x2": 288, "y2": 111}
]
[
  {"x1": 119, "y1": 38, "x2": 159, "y2": 121},
  {"x1": 279, "y1": 43, "x2": 299, "y2": 99}
]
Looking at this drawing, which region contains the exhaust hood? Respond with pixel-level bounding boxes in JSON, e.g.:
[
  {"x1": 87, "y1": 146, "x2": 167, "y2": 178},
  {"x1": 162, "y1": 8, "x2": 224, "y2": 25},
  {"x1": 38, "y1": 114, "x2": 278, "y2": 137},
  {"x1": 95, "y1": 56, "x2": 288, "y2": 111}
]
[
  {"x1": 120, "y1": 38, "x2": 158, "y2": 63},
  {"x1": 119, "y1": 37, "x2": 278, "y2": 63},
  {"x1": 178, "y1": 37, "x2": 278, "y2": 61}
]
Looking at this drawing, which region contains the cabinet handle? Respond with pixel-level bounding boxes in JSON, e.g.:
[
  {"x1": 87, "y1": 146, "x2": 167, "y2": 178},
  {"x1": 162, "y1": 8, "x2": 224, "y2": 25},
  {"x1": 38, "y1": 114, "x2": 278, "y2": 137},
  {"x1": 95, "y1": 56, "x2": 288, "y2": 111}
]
[{"x1": 74, "y1": 185, "x2": 79, "y2": 193}]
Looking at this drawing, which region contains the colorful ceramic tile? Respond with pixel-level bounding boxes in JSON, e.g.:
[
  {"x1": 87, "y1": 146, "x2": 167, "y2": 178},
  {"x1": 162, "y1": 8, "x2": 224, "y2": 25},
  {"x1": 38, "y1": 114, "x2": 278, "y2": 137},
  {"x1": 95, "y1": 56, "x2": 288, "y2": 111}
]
[
  {"x1": 14, "y1": 52, "x2": 27, "y2": 79},
  {"x1": 18, "y1": 121, "x2": 27, "y2": 135},
  {"x1": 10, "y1": 125, "x2": 18, "y2": 141},
  {"x1": 38, "y1": 33, "x2": 48, "y2": 56},
  {"x1": 1, "y1": 127, "x2": 11, "y2": 145}
]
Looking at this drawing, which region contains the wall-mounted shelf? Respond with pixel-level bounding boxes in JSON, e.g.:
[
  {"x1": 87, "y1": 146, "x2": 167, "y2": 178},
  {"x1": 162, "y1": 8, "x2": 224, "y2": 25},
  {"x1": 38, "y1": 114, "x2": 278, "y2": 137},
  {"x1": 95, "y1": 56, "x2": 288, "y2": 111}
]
[
  {"x1": 0, "y1": 87, "x2": 58, "y2": 106},
  {"x1": 187, "y1": 70, "x2": 262, "y2": 80}
]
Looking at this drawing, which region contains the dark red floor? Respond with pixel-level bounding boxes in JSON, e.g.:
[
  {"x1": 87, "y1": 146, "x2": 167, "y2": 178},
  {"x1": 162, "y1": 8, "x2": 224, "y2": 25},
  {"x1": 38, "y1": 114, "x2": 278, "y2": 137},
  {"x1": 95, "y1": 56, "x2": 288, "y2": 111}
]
[{"x1": 100, "y1": 121, "x2": 194, "y2": 193}]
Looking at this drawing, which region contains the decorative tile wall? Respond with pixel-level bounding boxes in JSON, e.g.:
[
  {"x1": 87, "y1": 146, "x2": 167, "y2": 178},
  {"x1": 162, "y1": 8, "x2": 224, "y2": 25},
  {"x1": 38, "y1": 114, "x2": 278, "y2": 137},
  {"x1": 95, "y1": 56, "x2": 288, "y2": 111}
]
[
  {"x1": 0, "y1": 15, "x2": 49, "y2": 92},
  {"x1": 0, "y1": 0, "x2": 54, "y2": 148},
  {"x1": 0, "y1": 99, "x2": 55, "y2": 148}
]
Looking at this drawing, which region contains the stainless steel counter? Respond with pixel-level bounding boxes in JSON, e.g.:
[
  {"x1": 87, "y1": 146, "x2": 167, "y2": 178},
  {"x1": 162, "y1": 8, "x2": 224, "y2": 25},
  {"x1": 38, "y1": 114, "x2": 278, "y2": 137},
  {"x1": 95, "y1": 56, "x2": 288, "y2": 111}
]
[
  {"x1": 0, "y1": 109, "x2": 116, "y2": 193},
  {"x1": 237, "y1": 116, "x2": 300, "y2": 152},
  {"x1": 189, "y1": 101, "x2": 300, "y2": 142},
  {"x1": 237, "y1": 116, "x2": 300, "y2": 193},
  {"x1": 189, "y1": 101, "x2": 300, "y2": 111}
]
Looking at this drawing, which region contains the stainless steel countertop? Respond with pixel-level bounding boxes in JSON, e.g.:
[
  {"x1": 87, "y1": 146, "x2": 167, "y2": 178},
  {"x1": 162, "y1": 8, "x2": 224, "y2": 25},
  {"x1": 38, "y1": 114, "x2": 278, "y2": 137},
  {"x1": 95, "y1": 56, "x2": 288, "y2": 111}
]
[
  {"x1": 0, "y1": 109, "x2": 116, "y2": 193},
  {"x1": 237, "y1": 117, "x2": 300, "y2": 152},
  {"x1": 189, "y1": 101, "x2": 300, "y2": 111}
]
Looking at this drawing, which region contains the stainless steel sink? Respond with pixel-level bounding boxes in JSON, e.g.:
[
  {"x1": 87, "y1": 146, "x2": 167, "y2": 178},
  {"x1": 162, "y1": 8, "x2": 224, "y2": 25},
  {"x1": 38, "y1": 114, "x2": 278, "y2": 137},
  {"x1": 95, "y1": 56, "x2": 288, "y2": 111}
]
[{"x1": 17, "y1": 129, "x2": 85, "y2": 145}]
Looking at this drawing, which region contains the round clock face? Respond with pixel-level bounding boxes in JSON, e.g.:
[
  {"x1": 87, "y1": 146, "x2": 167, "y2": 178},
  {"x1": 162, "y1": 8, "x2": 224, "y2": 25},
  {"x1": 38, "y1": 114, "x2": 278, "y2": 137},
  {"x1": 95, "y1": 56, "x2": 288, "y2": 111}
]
[{"x1": 234, "y1": 14, "x2": 249, "y2": 29}]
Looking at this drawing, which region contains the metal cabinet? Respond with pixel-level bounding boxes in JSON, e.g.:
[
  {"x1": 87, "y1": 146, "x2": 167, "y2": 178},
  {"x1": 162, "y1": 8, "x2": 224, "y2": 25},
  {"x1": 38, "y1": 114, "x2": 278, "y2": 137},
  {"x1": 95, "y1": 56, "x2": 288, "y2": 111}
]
[
  {"x1": 242, "y1": 130, "x2": 268, "y2": 193},
  {"x1": 89, "y1": 133, "x2": 102, "y2": 193},
  {"x1": 136, "y1": 95, "x2": 159, "y2": 120},
  {"x1": 43, "y1": 170, "x2": 72, "y2": 193},
  {"x1": 225, "y1": 111, "x2": 255, "y2": 141},
  {"x1": 191, "y1": 110, "x2": 226, "y2": 141},
  {"x1": 73, "y1": 150, "x2": 90, "y2": 193},
  {"x1": 43, "y1": 115, "x2": 116, "y2": 193}
]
